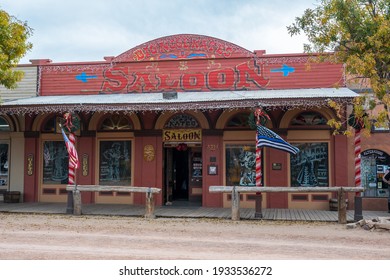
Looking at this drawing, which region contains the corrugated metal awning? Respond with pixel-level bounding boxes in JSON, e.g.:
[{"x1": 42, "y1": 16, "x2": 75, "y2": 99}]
[{"x1": 0, "y1": 88, "x2": 357, "y2": 114}]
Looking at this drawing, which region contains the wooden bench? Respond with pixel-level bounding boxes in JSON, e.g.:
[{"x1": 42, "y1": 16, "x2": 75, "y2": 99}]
[
  {"x1": 209, "y1": 186, "x2": 364, "y2": 224},
  {"x1": 66, "y1": 185, "x2": 161, "y2": 219}
]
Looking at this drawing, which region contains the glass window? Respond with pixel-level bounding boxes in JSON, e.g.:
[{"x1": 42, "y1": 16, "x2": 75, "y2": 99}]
[
  {"x1": 226, "y1": 112, "x2": 251, "y2": 128},
  {"x1": 164, "y1": 114, "x2": 199, "y2": 128},
  {"x1": 0, "y1": 143, "x2": 9, "y2": 187},
  {"x1": 290, "y1": 111, "x2": 327, "y2": 126},
  {"x1": 225, "y1": 144, "x2": 256, "y2": 186},
  {"x1": 0, "y1": 117, "x2": 10, "y2": 131},
  {"x1": 43, "y1": 117, "x2": 57, "y2": 132},
  {"x1": 290, "y1": 142, "x2": 329, "y2": 187},
  {"x1": 43, "y1": 141, "x2": 69, "y2": 184},
  {"x1": 99, "y1": 141, "x2": 131, "y2": 186},
  {"x1": 361, "y1": 149, "x2": 390, "y2": 197},
  {"x1": 100, "y1": 115, "x2": 133, "y2": 130}
]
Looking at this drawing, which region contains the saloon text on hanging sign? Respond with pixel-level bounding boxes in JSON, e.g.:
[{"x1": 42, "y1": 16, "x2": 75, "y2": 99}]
[{"x1": 163, "y1": 129, "x2": 202, "y2": 142}]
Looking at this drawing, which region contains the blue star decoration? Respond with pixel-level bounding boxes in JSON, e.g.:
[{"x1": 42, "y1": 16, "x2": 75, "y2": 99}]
[
  {"x1": 75, "y1": 72, "x2": 98, "y2": 83},
  {"x1": 270, "y1": 64, "x2": 295, "y2": 77}
]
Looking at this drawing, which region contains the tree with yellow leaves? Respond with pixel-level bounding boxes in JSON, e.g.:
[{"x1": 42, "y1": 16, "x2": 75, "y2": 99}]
[
  {"x1": 0, "y1": 8, "x2": 33, "y2": 89},
  {"x1": 288, "y1": 0, "x2": 389, "y2": 134}
]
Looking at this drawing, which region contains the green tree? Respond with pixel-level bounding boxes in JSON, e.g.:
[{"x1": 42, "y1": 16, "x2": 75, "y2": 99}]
[
  {"x1": 288, "y1": 0, "x2": 390, "y2": 133},
  {"x1": 0, "y1": 8, "x2": 33, "y2": 89}
]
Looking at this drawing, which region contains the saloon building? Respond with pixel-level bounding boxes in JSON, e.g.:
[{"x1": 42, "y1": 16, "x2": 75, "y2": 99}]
[{"x1": 1, "y1": 34, "x2": 387, "y2": 210}]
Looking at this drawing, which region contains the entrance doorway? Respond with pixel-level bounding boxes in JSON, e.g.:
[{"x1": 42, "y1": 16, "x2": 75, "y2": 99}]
[{"x1": 164, "y1": 146, "x2": 202, "y2": 205}]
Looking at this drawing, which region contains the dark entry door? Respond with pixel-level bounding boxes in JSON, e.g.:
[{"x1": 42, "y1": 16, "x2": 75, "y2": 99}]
[
  {"x1": 164, "y1": 148, "x2": 189, "y2": 204},
  {"x1": 172, "y1": 149, "x2": 189, "y2": 200}
]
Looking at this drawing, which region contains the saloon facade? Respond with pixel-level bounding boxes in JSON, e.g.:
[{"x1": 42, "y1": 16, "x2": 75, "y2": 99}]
[{"x1": 2, "y1": 34, "x2": 387, "y2": 210}]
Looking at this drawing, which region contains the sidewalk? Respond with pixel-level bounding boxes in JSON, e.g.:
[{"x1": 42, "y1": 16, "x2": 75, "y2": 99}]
[{"x1": 1, "y1": 202, "x2": 389, "y2": 222}]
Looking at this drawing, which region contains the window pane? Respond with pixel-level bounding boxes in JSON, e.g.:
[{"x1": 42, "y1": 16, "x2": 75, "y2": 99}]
[
  {"x1": 291, "y1": 112, "x2": 327, "y2": 126},
  {"x1": 361, "y1": 150, "x2": 390, "y2": 197},
  {"x1": 99, "y1": 141, "x2": 131, "y2": 185},
  {"x1": 0, "y1": 117, "x2": 10, "y2": 131},
  {"x1": 225, "y1": 145, "x2": 256, "y2": 186},
  {"x1": 0, "y1": 144, "x2": 9, "y2": 186},
  {"x1": 290, "y1": 143, "x2": 329, "y2": 187},
  {"x1": 100, "y1": 115, "x2": 133, "y2": 130},
  {"x1": 43, "y1": 141, "x2": 69, "y2": 184},
  {"x1": 164, "y1": 114, "x2": 199, "y2": 128},
  {"x1": 226, "y1": 113, "x2": 250, "y2": 128}
]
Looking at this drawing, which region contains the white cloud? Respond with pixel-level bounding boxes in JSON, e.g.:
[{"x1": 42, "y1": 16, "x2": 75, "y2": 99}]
[{"x1": 1, "y1": 0, "x2": 316, "y2": 63}]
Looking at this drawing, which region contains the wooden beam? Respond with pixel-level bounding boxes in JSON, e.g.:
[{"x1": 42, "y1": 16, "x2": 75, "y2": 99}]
[
  {"x1": 209, "y1": 186, "x2": 364, "y2": 193},
  {"x1": 66, "y1": 185, "x2": 161, "y2": 193}
]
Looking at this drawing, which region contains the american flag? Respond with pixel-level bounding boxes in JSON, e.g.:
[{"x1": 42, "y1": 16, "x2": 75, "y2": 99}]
[
  {"x1": 257, "y1": 125, "x2": 299, "y2": 155},
  {"x1": 61, "y1": 127, "x2": 79, "y2": 169}
]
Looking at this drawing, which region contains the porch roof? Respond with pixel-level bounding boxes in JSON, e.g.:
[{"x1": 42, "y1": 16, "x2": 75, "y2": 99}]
[{"x1": 0, "y1": 87, "x2": 357, "y2": 115}]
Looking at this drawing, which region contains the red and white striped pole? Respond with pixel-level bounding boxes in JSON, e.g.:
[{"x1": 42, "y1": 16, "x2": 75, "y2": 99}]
[
  {"x1": 354, "y1": 128, "x2": 363, "y2": 221},
  {"x1": 254, "y1": 109, "x2": 263, "y2": 218},
  {"x1": 256, "y1": 147, "x2": 262, "y2": 187},
  {"x1": 68, "y1": 132, "x2": 77, "y2": 185},
  {"x1": 64, "y1": 112, "x2": 78, "y2": 214},
  {"x1": 255, "y1": 109, "x2": 262, "y2": 187},
  {"x1": 354, "y1": 129, "x2": 361, "y2": 188}
]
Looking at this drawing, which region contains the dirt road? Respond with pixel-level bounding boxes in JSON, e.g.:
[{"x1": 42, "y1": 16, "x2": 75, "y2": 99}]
[{"x1": 0, "y1": 212, "x2": 389, "y2": 260}]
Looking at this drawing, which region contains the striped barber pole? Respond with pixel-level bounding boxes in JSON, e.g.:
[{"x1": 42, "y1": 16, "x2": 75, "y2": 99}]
[
  {"x1": 256, "y1": 138, "x2": 262, "y2": 187},
  {"x1": 68, "y1": 132, "x2": 77, "y2": 185},
  {"x1": 61, "y1": 126, "x2": 79, "y2": 186},
  {"x1": 354, "y1": 129, "x2": 361, "y2": 187},
  {"x1": 254, "y1": 108, "x2": 264, "y2": 187}
]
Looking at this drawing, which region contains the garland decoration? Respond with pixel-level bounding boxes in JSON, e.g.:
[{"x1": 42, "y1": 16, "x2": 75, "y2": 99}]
[
  {"x1": 61, "y1": 113, "x2": 81, "y2": 133},
  {"x1": 249, "y1": 108, "x2": 269, "y2": 129}
]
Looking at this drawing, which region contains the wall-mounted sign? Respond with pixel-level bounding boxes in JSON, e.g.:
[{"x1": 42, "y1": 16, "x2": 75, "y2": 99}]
[
  {"x1": 143, "y1": 144, "x2": 155, "y2": 162},
  {"x1": 208, "y1": 165, "x2": 218, "y2": 175},
  {"x1": 163, "y1": 129, "x2": 202, "y2": 142},
  {"x1": 27, "y1": 154, "x2": 34, "y2": 176},
  {"x1": 207, "y1": 144, "x2": 219, "y2": 151},
  {"x1": 82, "y1": 154, "x2": 88, "y2": 176},
  {"x1": 272, "y1": 163, "x2": 282, "y2": 170}
]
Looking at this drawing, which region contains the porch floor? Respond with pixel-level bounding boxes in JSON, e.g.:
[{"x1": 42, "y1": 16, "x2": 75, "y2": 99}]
[{"x1": 0, "y1": 202, "x2": 389, "y2": 222}]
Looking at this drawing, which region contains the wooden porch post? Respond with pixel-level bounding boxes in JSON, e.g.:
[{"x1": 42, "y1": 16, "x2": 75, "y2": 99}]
[
  {"x1": 231, "y1": 186, "x2": 240, "y2": 221},
  {"x1": 338, "y1": 188, "x2": 347, "y2": 224},
  {"x1": 145, "y1": 188, "x2": 156, "y2": 219},
  {"x1": 73, "y1": 188, "x2": 82, "y2": 215}
]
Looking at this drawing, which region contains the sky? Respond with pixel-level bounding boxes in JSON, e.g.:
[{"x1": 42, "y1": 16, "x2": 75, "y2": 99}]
[{"x1": 1, "y1": 0, "x2": 318, "y2": 64}]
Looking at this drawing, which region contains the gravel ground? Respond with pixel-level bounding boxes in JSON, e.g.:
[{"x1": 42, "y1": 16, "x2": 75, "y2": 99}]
[{"x1": 0, "y1": 212, "x2": 389, "y2": 260}]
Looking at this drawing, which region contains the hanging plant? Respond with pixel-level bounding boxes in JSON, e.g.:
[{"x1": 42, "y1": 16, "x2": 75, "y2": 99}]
[{"x1": 61, "y1": 112, "x2": 81, "y2": 133}]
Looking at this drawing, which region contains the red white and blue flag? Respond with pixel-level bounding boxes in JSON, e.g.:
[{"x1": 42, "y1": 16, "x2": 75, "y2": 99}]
[
  {"x1": 256, "y1": 125, "x2": 299, "y2": 155},
  {"x1": 61, "y1": 127, "x2": 79, "y2": 169}
]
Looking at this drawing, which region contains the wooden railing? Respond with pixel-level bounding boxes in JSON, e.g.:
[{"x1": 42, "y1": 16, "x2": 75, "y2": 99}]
[
  {"x1": 66, "y1": 185, "x2": 161, "y2": 219},
  {"x1": 209, "y1": 186, "x2": 364, "y2": 224}
]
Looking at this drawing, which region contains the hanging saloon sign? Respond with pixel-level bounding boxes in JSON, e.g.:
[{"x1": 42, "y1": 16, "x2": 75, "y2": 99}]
[{"x1": 162, "y1": 129, "x2": 202, "y2": 143}]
